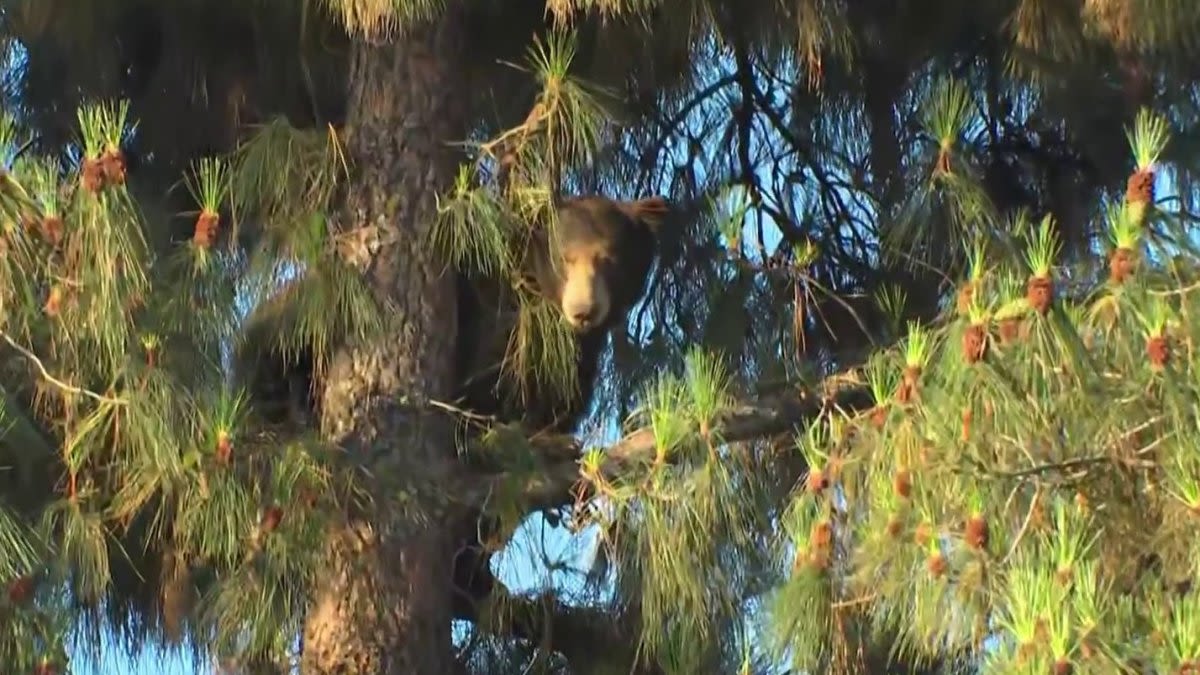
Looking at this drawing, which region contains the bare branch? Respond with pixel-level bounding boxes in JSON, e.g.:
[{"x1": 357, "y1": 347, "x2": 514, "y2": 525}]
[
  {"x1": 1, "y1": 332, "x2": 127, "y2": 406},
  {"x1": 471, "y1": 587, "x2": 666, "y2": 675}
]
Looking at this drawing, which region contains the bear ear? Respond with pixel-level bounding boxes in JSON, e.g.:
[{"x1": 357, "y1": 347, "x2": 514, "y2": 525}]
[{"x1": 621, "y1": 196, "x2": 670, "y2": 237}]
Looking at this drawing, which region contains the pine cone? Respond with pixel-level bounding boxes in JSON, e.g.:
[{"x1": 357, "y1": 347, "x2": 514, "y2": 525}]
[{"x1": 1126, "y1": 170, "x2": 1154, "y2": 205}]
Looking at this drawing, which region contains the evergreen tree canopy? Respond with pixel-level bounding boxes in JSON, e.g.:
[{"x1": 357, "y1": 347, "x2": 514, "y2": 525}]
[{"x1": 3, "y1": 0, "x2": 1200, "y2": 674}]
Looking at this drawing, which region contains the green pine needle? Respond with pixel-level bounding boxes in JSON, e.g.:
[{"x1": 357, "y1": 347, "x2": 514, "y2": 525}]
[
  {"x1": 1164, "y1": 440, "x2": 1200, "y2": 510},
  {"x1": 76, "y1": 100, "x2": 132, "y2": 158},
  {"x1": 874, "y1": 284, "x2": 908, "y2": 338},
  {"x1": 318, "y1": 0, "x2": 445, "y2": 39},
  {"x1": 1023, "y1": 214, "x2": 1061, "y2": 278},
  {"x1": 681, "y1": 347, "x2": 731, "y2": 435},
  {"x1": 186, "y1": 157, "x2": 232, "y2": 214},
  {"x1": 1126, "y1": 108, "x2": 1170, "y2": 171},
  {"x1": 643, "y1": 376, "x2": 689, "y2": 462},
  {"x1": 1166, "y1": 593, "x2": 1200, "y2": 663},
  {"x1": 0, "y1": 502, "x2": 39, "y2": 581},
  {"x1": 902, "y1": 321, "x2": 932, "y2": 369},
  {"x1": 709, "y1": 185, "x2": 752, "y2": 251},
  {"x1": 523, "y1": 29, "x2": 611, "y2": 178},
  {"x1": 431, "y1": 167, "x2": 515, "y2": 278},
  {"x1": 1107, "y1": 201, "x2": 1143, "y2": 250},
  {"x1": 1044, "y1": 498, "x2": 1096, "y2": 576},
  {"x1": 230, "y1": 117, "x2": 348, "y2": 239},
  {"x1": 863, "y1": 352, "x2": 900, "y2": 405},
  {"x1": 923, "y1": 77, "x2": 973, "y2": 151},
  {"x1": 1133, "y1": 297, "x2": 1171, "y2": 337}
]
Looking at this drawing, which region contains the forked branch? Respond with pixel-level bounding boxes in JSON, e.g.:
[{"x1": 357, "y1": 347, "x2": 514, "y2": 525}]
[{"x1": 470, "y1": 587, "x2": 666, "y2": 675}]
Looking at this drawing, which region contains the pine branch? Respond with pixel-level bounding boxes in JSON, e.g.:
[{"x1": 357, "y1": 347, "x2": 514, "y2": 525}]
[{"x1": 470, "y1": 367, "x2": 876, "y2": 512}]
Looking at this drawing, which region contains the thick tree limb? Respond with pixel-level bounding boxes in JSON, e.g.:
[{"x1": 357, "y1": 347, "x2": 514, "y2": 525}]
[{"x1": 467, "y1": 368, "x2": 876, "y2": 512}]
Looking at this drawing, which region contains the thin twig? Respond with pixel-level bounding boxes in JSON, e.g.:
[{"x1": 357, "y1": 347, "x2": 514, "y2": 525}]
[
  {"x1": 1003, "y1": 485, "x2": 1041, "y2": 565},
  {"x1": 1149, "y1": 280, "x2": 1200, "y2": 296},
  {"x1": 1001, "y1": 482, "x2": 1021, "y2": 518},
  {"x1": 831, "y1": 593, "x2": 877, "y2": 609},
  {"x1": 1, "y1": 332, "x2": 126, "y2": 405},
  {"x1": 997, "y1": 456, "x2": 1110, "y2": 479},
  {"x1": 428, "y1": 398, "x2": 498, "y2": 423}
]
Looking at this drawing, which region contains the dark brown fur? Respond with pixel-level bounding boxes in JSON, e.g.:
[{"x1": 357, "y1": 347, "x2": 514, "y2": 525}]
[{"x1": 452, "y1": 194, "x2": 668, "y2": 435}]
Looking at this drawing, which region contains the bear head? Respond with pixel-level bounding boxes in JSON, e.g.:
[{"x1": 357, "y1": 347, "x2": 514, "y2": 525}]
[
  {"x1": 524, "y1": 195, "x2": 669, "y2": 334},
  {"x1": 451, "y1": 194, "x2": 670, "y2": 435}
]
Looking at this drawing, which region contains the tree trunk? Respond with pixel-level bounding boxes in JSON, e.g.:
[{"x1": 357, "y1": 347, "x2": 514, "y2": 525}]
[{"x1": 300, "y1": 6, "x2": 469, "y2": 674}]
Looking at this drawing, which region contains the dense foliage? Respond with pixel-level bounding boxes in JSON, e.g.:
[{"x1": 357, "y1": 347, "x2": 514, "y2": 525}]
[
  {"x1": 0, "y1": 102, "x2": 372, "y2": 672},
  {"x1": 764, "y1": 107, "x2": 1200, "y2": 673},
  {"x1": 3, "y1": 0, "x2": 1200, "y2": 674}
]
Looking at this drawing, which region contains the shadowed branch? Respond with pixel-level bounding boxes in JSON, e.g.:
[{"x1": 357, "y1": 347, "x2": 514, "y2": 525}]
[{"x1": 467, "y1": 586, "x2": 667, "y2": 675}]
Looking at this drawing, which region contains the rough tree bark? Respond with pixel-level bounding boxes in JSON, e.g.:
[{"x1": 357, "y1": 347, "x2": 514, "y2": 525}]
[{"x1": 299, "y1": 6, "x2": 469, "y2": 674}]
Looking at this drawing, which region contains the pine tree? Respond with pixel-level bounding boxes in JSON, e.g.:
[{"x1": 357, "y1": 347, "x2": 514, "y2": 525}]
[{"x1": 4, "y1": 1, "x2": 1200, "y2": 674}]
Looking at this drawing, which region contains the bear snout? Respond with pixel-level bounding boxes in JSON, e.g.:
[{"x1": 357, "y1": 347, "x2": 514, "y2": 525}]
[
  {"x1": 561, "y1": 273, "x2": 611, "y2": 332},
  {"x1": 565, "y1": 301, "x2": 600, "y2": 329}
]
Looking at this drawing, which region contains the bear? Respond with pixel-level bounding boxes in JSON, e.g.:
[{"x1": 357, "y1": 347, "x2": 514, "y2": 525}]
[
  {"x1": 446, "y1": 194, "x2": 668, "y2": 618},
  {"x1": 233, "y1": 193, "x2": 671, "y2": 622},
  {"x1": 452, "y1": 195, "x2": 669, "y2": 435},
  {"x1": 237, "y1": 194, "x2": 668, "y2": 432}
]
